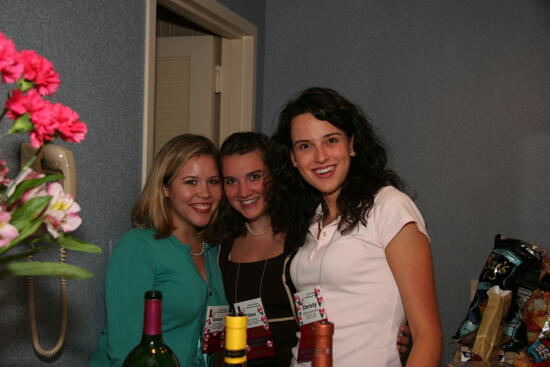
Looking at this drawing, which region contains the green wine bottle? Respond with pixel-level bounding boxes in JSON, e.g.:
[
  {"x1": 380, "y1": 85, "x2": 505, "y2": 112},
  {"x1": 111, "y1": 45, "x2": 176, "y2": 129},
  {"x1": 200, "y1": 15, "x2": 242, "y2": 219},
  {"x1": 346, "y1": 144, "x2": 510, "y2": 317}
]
[
  {"x1": 224, "y1": 315, "x2": 248, "y2": 366},
  {"x1": 123, "y1": 290, "x2": 180, "y2": 367}
]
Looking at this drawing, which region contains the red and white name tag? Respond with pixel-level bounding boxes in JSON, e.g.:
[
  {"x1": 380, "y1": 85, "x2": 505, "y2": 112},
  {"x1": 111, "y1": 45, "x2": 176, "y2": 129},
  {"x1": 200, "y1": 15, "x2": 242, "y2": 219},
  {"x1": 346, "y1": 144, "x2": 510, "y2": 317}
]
[
  {"x1": 234, "y1": 297, "x2": 275, "y2": 360},
  {"x1": 202, "y1": 305, "x2": 229, "y2": 354},
  {"x1": 294, "y1": 287, "x2": 328, "y2": 362}
]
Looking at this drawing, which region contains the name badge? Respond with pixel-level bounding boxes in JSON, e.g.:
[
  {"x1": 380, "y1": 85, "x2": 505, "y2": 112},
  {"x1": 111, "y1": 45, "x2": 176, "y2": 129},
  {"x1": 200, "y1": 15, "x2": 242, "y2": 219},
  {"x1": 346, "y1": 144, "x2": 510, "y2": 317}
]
[
  {"x1": 234, "y1": 297, "x2": 275, "y2": 360},
  {"x1": 202, "y1": 305, "x2": 229, "y2": 354},
  {"x1": 294, "y1": 287, "x2": 328, "y2": 362}
]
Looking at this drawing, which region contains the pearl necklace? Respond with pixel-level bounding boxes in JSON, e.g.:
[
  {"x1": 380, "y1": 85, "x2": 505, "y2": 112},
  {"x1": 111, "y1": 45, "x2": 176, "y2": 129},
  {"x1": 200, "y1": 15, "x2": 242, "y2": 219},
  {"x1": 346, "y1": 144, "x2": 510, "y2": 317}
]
[
  {"x1": 173, "y1": 232, "x2": 205, "y2": 256},
  {"x1": 244, "y1": 222, "x2": 272, "y2": 236}
]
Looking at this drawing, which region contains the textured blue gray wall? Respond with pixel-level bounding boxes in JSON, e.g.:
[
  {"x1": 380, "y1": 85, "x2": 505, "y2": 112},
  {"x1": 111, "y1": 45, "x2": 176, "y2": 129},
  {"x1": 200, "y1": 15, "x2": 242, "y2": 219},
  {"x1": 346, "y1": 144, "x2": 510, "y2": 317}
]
[
  {"x1": 261, "y1": 0, "x2": 550, "y2": 363},
  {"x1": 0, "y1": 1, "x2": 144, "y2": 366},
  {"x1": 0, "y1": 0, "x2": 264, "y2": 366}
]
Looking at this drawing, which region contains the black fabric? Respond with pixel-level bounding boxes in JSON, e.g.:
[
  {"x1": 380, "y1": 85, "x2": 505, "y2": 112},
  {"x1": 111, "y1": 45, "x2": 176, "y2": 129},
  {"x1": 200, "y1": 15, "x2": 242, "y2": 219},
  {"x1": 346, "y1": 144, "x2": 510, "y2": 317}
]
[{"x1": 219, "y1": 244, "x2": 298, "y2": 367}]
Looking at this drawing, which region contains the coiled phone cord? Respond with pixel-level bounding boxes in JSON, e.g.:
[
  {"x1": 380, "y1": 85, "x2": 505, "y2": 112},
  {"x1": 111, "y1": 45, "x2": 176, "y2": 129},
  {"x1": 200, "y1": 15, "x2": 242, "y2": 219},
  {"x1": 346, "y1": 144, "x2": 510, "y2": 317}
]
[{"x1": 26, "y1": 246, "x2": 68, "y2": 358}]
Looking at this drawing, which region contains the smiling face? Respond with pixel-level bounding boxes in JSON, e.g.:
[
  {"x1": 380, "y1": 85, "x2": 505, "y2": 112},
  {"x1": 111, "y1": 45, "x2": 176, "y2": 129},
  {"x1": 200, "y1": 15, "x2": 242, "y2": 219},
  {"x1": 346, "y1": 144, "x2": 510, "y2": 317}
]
[
  {"x1": 221, "y1": 150, "x2": 269, "y2": 223},
  {"x1": 290, "y1": 112, "x2": 354, "y2": 206},
  {"x1": 163, "y1": 154, "x2": 222, "y2": 231}
]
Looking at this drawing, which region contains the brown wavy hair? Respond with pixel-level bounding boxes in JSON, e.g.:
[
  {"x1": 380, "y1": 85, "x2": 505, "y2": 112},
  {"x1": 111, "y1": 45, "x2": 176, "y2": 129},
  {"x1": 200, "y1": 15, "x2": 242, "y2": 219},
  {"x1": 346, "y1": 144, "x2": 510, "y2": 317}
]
[{"x1": 271, "y1": 87, "x2": 404, "y2": 252}]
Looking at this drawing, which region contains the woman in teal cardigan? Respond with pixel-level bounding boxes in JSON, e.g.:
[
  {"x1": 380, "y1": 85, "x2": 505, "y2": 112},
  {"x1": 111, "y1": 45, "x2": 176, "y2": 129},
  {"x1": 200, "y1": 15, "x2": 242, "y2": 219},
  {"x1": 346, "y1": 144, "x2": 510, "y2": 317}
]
[{"x1": 89, "y1": 134, "x2": 227, "y2": 367}]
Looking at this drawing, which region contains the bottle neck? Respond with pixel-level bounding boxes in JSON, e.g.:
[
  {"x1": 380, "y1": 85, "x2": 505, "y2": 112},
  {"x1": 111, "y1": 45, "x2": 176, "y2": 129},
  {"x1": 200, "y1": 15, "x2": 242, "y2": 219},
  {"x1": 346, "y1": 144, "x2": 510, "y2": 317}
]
[
  {"x1": 312, "y1": 321, "x2": 333, "y2": 367},
  {"x1": 224, "y1": 316, "x2": 247, "y2": 366},
  {"x1": 143, "y1": 299, "x2": 162, "y2": 336}
]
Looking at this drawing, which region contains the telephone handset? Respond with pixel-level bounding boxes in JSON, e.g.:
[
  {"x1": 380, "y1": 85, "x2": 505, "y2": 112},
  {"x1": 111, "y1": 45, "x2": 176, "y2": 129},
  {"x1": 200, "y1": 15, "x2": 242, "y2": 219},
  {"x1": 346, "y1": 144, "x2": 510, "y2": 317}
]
[
  {"x1": 20, "y1": 142, "x2": 77, "y2": 197},
  {"x1": 20, "y1": 143, "x2": 77, "y2": 358}
]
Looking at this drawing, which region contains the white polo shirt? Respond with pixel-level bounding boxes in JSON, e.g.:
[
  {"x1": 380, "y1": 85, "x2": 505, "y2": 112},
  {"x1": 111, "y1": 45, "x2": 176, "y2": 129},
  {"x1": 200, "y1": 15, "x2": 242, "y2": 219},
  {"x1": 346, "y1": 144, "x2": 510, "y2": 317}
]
[{"x1": 290, "y1": 186, "x2": 429, "y2": 367}]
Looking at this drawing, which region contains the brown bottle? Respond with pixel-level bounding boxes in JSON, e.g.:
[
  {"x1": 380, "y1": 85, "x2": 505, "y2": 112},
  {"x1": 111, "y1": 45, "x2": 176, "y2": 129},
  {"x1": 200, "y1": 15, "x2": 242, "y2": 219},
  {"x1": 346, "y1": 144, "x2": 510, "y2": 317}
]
[{"x1": 312, "y1": 320, "x2": 334, "y2": 367}]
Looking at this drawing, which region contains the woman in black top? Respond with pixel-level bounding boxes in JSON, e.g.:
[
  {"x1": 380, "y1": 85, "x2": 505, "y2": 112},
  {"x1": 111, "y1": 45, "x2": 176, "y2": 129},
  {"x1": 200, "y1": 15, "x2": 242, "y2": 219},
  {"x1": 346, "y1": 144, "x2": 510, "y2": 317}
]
[{"x1": 215, "y1": 132, "x2": 297, "y2": 367}]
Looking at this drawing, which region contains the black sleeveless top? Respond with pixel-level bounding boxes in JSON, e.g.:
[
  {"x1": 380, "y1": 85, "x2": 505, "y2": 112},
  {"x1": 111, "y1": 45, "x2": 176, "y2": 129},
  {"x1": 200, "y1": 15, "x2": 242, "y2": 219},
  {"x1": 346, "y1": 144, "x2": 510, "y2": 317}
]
[{"x1": 218, "y1": 244, "x2": 297, "y2": 367}]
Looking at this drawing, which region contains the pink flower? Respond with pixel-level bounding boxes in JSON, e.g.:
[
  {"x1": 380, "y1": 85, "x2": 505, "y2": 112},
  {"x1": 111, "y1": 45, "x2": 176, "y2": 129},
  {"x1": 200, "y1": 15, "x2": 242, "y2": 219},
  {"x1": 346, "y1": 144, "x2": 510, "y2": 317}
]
[
  {"x1": 0, "y1": 160, "x2": 11, "y2": 187},
  {"x1": 6, "y1": 89, "x2": 56, "y2": 147},
  {"x1": 0, "y1": 32, "x2": 23, "y2": 83},
  {"x1": 0, "y1": 207, "x2": 19, "y2": 247},
  {"x1": 19, "y1": 50, "x2": 60, "y2": 96},
  {"x1": 50, "y1": 103, "x2": 87, "y2": 143},
  {"x1": 5, "y1": 168, "x2": 47, "y2": 204},
  {"x1": 16, "y1": 169, "x2": 47, "y2": 203},
  {"x1": 43, "y1": 182, "x2": 82, "y2": 238}
]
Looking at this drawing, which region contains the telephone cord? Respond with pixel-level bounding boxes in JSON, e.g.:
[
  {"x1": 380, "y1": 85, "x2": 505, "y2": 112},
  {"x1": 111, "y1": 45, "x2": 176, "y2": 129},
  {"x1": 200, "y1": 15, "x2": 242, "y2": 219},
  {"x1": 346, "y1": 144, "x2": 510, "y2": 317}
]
[{"x1": 26, "y1": 247, "x2": 68, "y2": 358}]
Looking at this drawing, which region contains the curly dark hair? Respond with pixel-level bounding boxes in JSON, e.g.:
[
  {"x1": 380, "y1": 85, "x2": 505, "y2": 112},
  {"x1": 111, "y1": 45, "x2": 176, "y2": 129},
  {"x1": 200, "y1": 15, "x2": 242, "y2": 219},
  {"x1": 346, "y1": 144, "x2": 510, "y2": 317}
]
[
  {"x1": 213, "y1": 131, "x2": 284, "y2": 245},
  {"x1": 270, "y1": 87, "x2": 404, "y2": 252}
]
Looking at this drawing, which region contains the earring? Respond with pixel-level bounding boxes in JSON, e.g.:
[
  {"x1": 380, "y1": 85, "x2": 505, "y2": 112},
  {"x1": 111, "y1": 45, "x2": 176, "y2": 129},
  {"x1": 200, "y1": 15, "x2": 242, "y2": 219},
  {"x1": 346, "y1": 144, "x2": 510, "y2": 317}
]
[{"x1": 350, "y1": 151, "x2": 356, "y2": 157}]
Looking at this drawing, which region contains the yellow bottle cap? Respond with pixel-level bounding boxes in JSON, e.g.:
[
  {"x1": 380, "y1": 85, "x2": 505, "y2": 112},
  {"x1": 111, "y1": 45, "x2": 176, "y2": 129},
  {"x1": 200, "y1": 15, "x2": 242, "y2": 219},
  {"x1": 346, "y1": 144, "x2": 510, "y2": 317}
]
[{"x1": 225, "y1": 315, "x2": 248, "y2": 352}]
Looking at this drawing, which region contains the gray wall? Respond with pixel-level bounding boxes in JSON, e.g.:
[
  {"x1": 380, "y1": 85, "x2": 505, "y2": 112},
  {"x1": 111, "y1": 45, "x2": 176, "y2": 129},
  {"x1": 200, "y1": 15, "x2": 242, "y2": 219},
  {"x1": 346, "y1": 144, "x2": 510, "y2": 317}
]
[
  {"x1": 261, "y1": 0, "x2": 550, "y2": 364},
  {"x1": 0, "y1": 1, "x2": 144, "y2": 366},
  {"x1": 0, "y1": 0, "x2": 266, "y2": 366},
  {"x1": 2, "y1": 0, "x2": 548, "y2": 365}
]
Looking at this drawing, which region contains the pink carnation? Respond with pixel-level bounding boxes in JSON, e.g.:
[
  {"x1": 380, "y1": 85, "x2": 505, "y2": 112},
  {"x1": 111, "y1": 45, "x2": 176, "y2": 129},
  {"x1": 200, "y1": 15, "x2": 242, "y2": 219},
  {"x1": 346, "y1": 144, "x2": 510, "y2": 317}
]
[
  {"x1": 20, "y1": 49, "x2": 60, "y2": 96},
  {"x1": 50, "y1": 103, "x2": 88, "y2": 143},
  {"x1": 6, "y1": 89, "x2": 57, "y2": 147},
  {"x1": 0, "y1": 32, "x2": 23, "y2": 83}
]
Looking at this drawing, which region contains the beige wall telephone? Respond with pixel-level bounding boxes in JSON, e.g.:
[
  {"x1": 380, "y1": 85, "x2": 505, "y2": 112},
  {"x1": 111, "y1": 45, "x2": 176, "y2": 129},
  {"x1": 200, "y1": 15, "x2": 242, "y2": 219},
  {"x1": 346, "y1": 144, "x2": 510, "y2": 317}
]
[
  {"x1": 20, "y1": 143, "x2": 77, "y2": 358},
  {"x1": 20, "y1": 143, "x2": 77, "y2": 198}
]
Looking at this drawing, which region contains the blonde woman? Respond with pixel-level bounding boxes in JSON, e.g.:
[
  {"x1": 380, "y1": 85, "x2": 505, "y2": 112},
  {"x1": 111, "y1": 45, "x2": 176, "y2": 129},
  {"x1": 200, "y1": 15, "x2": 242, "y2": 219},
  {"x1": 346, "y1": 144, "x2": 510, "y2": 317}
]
[{"x1": 90, "y1": 134, "x2": 227, "y2": 367}]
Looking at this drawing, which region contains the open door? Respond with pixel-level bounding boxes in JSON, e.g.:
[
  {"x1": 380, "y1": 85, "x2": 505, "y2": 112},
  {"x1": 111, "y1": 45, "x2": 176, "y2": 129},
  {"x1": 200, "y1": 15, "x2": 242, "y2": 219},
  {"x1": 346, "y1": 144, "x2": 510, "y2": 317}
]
[
  {"x1": 154, "y1": 35, "x2": 221, "y2": 156},
  {"x1": 143, "y1": 0, "x2": 257, "y2": 185}
]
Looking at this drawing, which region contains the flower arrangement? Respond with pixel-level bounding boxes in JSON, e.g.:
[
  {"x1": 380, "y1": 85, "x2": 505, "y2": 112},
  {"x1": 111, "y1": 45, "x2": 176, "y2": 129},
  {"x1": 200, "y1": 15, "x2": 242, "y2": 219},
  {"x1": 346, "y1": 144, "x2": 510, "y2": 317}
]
[{"x1": 0, "y1": 31, "x2": 101, "y2": 279}]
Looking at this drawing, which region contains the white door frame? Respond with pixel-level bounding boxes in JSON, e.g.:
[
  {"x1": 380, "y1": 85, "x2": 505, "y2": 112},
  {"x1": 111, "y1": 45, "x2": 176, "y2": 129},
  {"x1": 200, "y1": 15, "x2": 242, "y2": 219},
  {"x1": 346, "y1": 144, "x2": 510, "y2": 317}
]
[{"x1": 143, "y1": 0, "x2": 257, "y2": 184}]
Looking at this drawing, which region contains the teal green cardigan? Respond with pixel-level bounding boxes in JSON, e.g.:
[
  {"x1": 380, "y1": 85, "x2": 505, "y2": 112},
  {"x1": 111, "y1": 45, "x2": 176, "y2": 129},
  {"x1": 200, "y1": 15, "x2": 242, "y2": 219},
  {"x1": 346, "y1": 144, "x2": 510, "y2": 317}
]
[{"x1": 89, "y1": 228, "x2": 227, "y2": 367}]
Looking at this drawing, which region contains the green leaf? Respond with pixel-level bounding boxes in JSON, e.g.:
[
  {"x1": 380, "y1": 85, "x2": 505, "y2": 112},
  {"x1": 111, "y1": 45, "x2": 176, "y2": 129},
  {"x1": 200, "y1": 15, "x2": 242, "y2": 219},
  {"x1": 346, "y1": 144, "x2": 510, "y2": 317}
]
[
  {"x1": 0, "y1": 218, "x2": 44, "y2": 255},
  {"x1": 10, "y1": 196, "x2": 51, "y2": 231},
  {"x1": 57, "y1": 233, "x2": 102, "y2": 253},
  {"x1": 0, "y1": 261, "x2": 94, "y2": 279},
  {"x1": 6, "y1": 174, "x2": 63, "y2": 206},
  {"x1": 0, "y1": 245, "x2": 54, "y2": 264},
  {"x1": 8, "y1": 113, "x2": 33, "y2": 134}
]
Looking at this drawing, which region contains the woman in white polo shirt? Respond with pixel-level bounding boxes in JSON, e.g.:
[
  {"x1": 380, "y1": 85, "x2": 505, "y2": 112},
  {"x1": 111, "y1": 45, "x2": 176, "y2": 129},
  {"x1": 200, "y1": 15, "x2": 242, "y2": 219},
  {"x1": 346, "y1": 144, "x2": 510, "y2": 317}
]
[{"x1": 271, "y1": 87, "x2": 442, "y2": 367}]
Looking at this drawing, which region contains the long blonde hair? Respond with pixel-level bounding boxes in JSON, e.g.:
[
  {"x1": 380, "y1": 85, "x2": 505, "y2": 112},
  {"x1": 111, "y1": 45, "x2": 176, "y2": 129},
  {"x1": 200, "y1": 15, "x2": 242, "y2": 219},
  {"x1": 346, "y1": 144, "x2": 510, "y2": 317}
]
[{"x1": 132, "y1": 134, "x2": 219, "y2": 238}]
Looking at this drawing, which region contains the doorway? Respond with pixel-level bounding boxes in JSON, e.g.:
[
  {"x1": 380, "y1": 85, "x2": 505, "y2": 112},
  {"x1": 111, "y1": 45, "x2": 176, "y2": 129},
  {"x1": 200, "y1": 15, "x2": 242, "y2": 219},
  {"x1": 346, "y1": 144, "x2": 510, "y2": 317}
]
[{"x1": 143, "y1": 0, "x2": 257, "y2": 185}]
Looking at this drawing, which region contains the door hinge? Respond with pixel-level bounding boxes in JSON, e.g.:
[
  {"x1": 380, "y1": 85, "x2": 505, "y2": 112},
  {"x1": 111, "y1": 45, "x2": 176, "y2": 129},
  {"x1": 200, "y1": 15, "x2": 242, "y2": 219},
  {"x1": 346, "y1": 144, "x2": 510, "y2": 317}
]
[{"x1": 215, "y1": 65, "x2": 222, "y2": 94}]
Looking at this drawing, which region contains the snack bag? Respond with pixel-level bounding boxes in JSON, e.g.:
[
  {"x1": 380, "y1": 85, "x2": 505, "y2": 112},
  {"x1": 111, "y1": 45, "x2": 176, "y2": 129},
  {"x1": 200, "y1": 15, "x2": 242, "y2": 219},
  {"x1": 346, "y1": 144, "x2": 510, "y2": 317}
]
[
  {"x1": 472, "y1": 285, "x2": 512, "y2": 362},
  {"x1": 523, "y1": 274, "x2": 550, "y2": 345},
  {"x1": 454, "y1": 234, "x2": 545, "y2": 350}
]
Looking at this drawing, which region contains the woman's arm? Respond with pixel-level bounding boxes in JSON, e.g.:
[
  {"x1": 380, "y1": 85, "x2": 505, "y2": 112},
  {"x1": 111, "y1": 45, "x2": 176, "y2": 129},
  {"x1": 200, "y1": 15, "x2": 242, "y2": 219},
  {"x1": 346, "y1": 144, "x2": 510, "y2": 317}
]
[
  {"x1": 386, "y1": 222, "x2": 443, "y2": 367},
  {"x1": 104, "y1": 233, "x2": 156, "y2": 366}
]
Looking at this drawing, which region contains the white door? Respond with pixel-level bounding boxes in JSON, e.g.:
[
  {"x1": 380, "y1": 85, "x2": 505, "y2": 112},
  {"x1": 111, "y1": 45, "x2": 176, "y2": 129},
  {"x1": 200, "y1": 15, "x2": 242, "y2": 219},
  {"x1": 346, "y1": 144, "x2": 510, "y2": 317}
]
[{"x1": 154, "y1": 35, "x2": 221, "y2": 155}]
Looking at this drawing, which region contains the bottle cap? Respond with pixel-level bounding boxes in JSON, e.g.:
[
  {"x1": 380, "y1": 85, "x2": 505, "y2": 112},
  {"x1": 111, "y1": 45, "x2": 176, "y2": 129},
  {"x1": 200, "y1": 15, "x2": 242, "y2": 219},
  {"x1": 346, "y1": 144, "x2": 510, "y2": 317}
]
[
  {"x1": 145, "y1": 290, "x2": 162, "y2": 300},
  {"x1": 225, "y1": 315, "x2": 248, "y2": 329},
  {"x1": 225, "y1": 315, "x2": 248, "y2": 351},
  {"x1": 313, "y1": 320, "x2": 334, "y2": 336}
]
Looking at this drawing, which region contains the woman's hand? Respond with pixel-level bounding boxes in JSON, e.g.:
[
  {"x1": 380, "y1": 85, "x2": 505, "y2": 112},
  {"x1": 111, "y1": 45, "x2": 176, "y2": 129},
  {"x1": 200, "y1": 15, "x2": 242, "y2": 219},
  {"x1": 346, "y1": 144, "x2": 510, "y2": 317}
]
[{"x1": 397, "y1": 324, "x2": 411, "y2": 356}]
